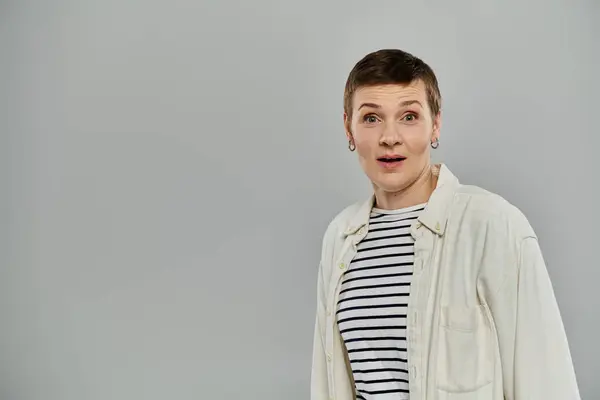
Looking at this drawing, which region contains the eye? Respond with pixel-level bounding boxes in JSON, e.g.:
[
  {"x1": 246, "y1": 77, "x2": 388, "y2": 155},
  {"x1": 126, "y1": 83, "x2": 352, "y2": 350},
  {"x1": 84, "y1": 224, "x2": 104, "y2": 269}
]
[
  {"x1": 402, "y1": 113, "x2": 418, "y2": 122},
  {"x1": 362, "y1": 114, "x2": 379, "y2": 124}
]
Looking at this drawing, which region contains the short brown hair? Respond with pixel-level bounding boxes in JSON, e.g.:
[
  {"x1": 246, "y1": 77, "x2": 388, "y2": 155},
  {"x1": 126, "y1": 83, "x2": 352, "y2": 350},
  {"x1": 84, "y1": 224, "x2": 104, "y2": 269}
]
[{"x1": 343, "y1": 49, "x2": 441, "y2": 118}]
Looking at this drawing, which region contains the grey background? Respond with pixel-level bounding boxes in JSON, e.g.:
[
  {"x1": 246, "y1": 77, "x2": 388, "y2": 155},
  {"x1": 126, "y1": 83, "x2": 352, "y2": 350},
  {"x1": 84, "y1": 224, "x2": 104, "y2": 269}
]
[{"x1": 1, "y1": 0, "x2": 598, "y2": 399}]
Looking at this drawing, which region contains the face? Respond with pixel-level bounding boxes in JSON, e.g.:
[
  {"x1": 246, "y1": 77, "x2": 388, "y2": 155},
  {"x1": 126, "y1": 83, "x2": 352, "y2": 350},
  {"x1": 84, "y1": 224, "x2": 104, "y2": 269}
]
[{"x1": 344, "y1": 80, "x2": 441, "y2": 195}]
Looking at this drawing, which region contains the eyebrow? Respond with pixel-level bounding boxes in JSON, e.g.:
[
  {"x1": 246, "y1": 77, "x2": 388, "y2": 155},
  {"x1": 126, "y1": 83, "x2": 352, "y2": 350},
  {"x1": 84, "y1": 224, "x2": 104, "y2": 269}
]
[{"x1": 358, "y1": 100, "x2": 423, "y2": 110}]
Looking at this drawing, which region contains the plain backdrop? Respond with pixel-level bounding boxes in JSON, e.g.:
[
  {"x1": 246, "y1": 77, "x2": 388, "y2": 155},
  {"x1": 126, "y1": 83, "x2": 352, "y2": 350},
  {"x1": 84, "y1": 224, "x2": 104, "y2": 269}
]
[{"x1": 1, "y1": 0, "x2": 598, "y2": 399}]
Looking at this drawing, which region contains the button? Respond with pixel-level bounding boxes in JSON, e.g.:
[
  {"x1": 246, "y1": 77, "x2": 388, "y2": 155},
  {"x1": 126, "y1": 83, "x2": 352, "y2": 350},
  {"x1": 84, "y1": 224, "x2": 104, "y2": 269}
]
[
  {"x1": 327, "y1": 353, "x2": 332, "y2": 361},
  {"x1": 416, "y1": 222, "x2": 422, "y2": 229},
  {"x1": 358, "y1": 227, "x2": 365, "y2": 235},
  {"x1": 338, "y1": 262, "x2": 346, "y2": 270},
  {"x1": 435, "y1": 222, "x2": 441, "y2": 231}
]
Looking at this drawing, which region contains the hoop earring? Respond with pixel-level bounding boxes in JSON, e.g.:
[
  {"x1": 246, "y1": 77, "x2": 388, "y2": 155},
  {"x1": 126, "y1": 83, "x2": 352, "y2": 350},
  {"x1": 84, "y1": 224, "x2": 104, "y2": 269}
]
[
  {"x1": 348, "y1": 141, "x2": 356, "y2": 151},
  {"x1": 431, "y1": 138, "x2": 439, "y2": 149}
]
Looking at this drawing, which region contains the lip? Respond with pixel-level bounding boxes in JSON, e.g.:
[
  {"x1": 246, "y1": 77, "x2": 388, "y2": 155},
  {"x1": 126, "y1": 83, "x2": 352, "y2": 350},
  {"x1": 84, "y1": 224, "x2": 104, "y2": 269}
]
[
  {"x1": 378, "y1": 154, "x2": 405, "y2": 160},
  {"x1": 376, "y1": 154, "x2": 406, "y2": 169}
]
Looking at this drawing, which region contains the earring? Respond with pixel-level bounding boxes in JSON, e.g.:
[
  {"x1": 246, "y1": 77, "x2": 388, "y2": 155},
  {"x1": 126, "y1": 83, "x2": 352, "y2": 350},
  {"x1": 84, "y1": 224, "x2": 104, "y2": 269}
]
[
  {"x1": 348, "y1": 140, "x2": 356, "y2": 151},
  {"x1": 431, "y1": 138, "x2": 439, "y2": 149}
]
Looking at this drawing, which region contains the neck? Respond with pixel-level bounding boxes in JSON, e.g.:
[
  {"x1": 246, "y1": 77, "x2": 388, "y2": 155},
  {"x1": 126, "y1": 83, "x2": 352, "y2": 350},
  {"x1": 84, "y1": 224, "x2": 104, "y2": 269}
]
[{"x1": 373, "y1": 164, "x2": 438, "y2": 210}]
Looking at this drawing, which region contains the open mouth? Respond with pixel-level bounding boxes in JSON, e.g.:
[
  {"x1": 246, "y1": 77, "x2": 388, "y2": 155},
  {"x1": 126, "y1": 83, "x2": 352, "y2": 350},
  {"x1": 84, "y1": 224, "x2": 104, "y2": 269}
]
[{"x1": 377, "y1": 156, "x2": 406, "y2": 163}]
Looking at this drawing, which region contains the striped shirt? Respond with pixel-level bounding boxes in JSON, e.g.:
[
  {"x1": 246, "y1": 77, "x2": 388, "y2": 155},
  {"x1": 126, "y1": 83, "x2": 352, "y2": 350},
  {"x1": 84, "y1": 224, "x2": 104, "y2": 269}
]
[{"x1": 336, "y1": 203, "x2": 426, "y2": 399}]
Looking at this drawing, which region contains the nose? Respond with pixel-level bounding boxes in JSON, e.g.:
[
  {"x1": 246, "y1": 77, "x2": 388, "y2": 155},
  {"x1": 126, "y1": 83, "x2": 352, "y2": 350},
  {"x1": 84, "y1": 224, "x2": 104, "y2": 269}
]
[{"x1": 379, "y1": 121, "x2": 402, "y2": 147}]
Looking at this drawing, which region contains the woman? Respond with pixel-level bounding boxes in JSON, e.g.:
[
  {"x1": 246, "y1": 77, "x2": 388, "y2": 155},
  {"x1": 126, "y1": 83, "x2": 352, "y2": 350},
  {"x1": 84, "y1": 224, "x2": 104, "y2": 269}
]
[{"x1": 311, "y1": 49, "x2": 580, "y2": 400}]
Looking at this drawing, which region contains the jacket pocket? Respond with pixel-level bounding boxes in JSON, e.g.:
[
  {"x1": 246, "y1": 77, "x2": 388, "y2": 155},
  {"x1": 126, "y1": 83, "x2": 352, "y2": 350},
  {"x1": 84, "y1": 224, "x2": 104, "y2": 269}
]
[{"x1": 436, "y1": 305, "x2": 494, "y2": 393}]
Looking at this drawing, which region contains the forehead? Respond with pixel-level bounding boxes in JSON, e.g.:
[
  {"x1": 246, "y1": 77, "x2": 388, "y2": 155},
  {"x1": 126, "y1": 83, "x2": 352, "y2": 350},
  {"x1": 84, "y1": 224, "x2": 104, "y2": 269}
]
[{"x1": 353, "y1": 80, "x2": 427, "y2": 108}]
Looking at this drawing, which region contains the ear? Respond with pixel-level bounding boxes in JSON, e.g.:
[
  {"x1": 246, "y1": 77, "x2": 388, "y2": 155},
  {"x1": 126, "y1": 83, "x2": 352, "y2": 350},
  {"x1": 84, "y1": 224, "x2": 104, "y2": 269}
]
[
  {"x1": 344, "y1": 112, "x2": 353, "y2": 142},
  {"x1": 432, "y1": 111, "x2": 442, "y2": 141}
]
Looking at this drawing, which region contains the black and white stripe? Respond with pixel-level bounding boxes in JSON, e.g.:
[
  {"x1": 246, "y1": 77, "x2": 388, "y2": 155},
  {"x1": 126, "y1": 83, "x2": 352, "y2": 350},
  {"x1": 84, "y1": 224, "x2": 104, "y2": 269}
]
[{"x1": 337, "y1": 203, "x2": 425, "y2": 399}]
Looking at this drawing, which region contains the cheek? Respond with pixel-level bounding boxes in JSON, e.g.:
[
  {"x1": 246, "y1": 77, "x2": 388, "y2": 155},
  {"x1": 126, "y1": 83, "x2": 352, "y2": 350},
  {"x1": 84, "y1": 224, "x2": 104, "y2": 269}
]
[
  {"x1": 404, "y1": 130, "x2": 431, "y2": 153},
  {"x1": 355, "y1": 136, "x2": 377, "y2": 159},
  {"x1": 353, "y1": 127, "x2": 378, "y2": 154}
]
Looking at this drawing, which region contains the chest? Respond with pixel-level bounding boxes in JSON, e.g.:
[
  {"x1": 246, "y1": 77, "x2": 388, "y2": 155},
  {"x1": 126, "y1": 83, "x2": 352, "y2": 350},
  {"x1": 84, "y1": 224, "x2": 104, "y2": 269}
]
[{"x1": 324, "y1": 221, "x2": 499, "y2": 316}]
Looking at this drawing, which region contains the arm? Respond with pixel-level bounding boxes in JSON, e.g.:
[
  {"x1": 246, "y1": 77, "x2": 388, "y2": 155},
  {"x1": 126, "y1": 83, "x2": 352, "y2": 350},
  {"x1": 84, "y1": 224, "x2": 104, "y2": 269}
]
[
  {"x1": 311, "y1": 262, "x2": 329, "y2": 400},
  {"x1": 488, "y1": 236, "x2": 580, "y2": 399}
]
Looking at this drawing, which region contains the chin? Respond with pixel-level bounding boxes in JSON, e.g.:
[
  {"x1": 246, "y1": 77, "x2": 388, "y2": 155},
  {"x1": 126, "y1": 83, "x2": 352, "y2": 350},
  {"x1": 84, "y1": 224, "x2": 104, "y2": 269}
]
[
  {"x1": 371, "y1": 174, "x2": 411, "y2": 193},
  {"x1": 377, "y1": 183, "x2": 410, "y2": 193}
]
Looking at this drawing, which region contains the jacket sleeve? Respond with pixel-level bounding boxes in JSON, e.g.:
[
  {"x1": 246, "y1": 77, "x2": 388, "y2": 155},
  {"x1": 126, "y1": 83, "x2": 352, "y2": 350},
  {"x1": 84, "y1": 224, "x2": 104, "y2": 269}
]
[
  {"x1": 311, "y1": 261, "x2": 329, "y2": 400},
  {"x1": 488, "y1": 236, "x2": 580, "y2": 399}
]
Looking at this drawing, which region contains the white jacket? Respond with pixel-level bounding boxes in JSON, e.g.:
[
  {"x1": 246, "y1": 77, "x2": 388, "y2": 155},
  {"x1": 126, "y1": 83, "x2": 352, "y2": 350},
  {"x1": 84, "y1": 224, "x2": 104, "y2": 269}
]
[{"x1": 311, "y1": 164, "x2": 580, "y2": 400}]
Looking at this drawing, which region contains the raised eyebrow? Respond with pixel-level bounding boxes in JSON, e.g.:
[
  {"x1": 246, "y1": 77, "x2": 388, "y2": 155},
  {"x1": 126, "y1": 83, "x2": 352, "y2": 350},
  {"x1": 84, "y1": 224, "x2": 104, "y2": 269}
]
[
  {"x1": 358, "y1": 100, "x2": 423, "y2": 110},
  {"x1": 357, "y1": 102, "x2": 381, "y2": 111},
  {"x1": 399, "y1": 100, "x2": 423, "y2": 108}
]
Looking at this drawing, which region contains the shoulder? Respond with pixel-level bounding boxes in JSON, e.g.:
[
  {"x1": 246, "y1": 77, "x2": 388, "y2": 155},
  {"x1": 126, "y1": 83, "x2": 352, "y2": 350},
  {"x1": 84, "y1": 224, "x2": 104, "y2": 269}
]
[
  {"x1": 451, "y1": 183, "x2": 536, "y2": 240},
  {"x1": 316, "y1": 199, "x2": 365, "y2": 267},
  {"x1": 321, "y1": 200, "x2": 363, "y2": 242}
]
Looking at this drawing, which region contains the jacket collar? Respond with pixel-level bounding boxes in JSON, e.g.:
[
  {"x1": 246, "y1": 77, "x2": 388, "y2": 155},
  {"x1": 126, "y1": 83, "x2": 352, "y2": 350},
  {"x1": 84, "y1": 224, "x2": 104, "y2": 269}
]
[{"x1": 343, "y1": 163, "x2": 460, "y2": 237}]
